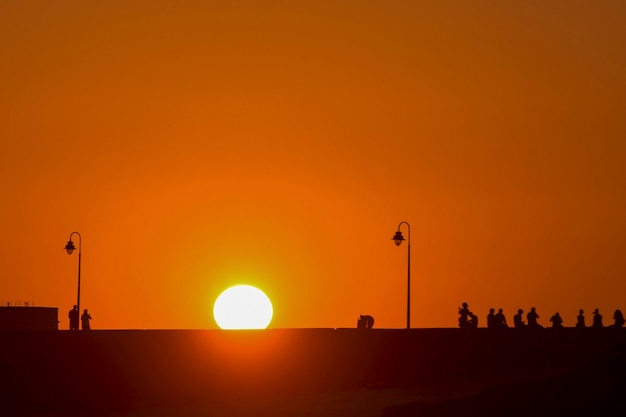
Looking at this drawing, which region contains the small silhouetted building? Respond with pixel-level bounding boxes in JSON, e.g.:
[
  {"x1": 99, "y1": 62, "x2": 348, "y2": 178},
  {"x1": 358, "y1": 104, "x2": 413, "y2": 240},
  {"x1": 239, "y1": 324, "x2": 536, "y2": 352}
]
[{"x1": 0, "y1": 306, "x2": 59, "y2": 330}]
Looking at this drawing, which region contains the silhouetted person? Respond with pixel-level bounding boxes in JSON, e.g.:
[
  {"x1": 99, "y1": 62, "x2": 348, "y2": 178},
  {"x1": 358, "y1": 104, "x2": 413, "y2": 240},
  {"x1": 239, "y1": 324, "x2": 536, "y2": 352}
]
[
  {"x1": 487, "y1": 308, "x2": 496, "y2": 329},
  {"x1": 514, "y1": 309, "x2": 526, "y2": 328},
  {"x1": 458, "y1": 302, "x2": 470, "y2": 328},
  {"x1": 592, "y1": 308, "x2": 603, "y2": 328},
  {"x1": 550, "y1": 312, "x2": 563, "y2": 328},
  {"x1": 527, "y1": 307, "x2": 542, "y2": 328},
  {"x1": 468, "y1": 312, "x2": 478, "y2": 328},
  {"x1": 495, "y1": 308, "x2": 508, "y2": 328},
  {"x1": 576, "y1": 309, "x2": 586, "y2": 328},
  {"x1": 612, "y1": 309, "x2": 625, "y2": 328},
  {"x1": 68, "y1": 305, "x2": 79, "y2": 331},
  {"x1": 81, "y1": 309, "x2": 92, "y2": 330},
  {"x1": 357, "y1": 315, "x2": 374, "y2": 329}
]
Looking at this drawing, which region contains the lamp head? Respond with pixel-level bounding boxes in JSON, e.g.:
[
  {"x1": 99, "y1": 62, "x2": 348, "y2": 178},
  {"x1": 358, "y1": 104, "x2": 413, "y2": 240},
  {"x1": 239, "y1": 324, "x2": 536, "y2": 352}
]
[
  {"x1": 392, "y1": 231, "x2": 405, "y2": 246},
  {"x1": 65, "y1": 240, "x2": 76, "y2": 255}
]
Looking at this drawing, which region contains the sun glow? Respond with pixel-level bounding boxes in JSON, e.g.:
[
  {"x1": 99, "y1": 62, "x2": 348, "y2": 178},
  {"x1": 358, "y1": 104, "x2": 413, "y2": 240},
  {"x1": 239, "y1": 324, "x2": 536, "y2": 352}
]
[{"x1": 213, "y1": 285, "x2": 273, "y2": 329}]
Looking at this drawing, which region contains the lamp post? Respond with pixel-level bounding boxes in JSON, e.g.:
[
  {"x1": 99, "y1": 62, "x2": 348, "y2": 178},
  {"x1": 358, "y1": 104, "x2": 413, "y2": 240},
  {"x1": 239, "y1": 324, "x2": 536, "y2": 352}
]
[
  {"x1": 392, "y1": 222, "x2": 410, "y2": 329},
  {"x1": 64, "y1": 232, "x2": 82, "y2": 325}
]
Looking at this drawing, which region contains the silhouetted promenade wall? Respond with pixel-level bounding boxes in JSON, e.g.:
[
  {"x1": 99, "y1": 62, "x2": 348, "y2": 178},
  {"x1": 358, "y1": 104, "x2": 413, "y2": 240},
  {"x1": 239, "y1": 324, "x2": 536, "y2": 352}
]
[
  {"x1": 0, "y1": 328, "x2": 624, "y2": 415},
  {"x1": 0, "y1": 307, "x2": 58, "y2": 330}
]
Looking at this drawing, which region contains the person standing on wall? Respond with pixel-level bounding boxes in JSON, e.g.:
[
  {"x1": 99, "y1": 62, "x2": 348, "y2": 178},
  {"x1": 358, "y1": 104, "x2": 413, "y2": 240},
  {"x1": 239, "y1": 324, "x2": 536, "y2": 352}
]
[
  {"x1": 81, "y1": 309, "x2": 92, "y2": 330},
  {"x1": 68, "y1": 305, "x2": 79, "y2": 330}
]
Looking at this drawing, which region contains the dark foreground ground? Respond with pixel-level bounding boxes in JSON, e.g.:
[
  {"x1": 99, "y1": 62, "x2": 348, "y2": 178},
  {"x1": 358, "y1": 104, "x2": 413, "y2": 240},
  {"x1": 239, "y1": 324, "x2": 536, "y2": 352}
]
[{"x1": 0, "y1": 328, "x2": 625, "y2": 417}]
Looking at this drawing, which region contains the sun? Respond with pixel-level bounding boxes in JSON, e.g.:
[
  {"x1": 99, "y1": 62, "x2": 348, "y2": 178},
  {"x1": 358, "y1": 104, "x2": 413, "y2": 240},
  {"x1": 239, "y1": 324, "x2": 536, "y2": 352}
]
[{"x1": 213, "y1": 285, "x2": 273, "y2": 329}]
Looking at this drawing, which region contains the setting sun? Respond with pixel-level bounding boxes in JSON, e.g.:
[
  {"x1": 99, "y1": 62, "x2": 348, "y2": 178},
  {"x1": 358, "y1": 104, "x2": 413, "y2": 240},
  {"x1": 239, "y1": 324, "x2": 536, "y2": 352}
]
[{"x1": 213, "y1": 285, "x2": 273, "y2": 329}]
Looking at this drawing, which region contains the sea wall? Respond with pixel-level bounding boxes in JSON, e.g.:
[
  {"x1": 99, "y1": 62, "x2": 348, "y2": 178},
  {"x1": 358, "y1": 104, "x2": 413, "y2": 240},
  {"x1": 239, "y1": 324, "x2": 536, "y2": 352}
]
[{"x1": 0, "y1": 328, "x2": 624, "y2": 415}]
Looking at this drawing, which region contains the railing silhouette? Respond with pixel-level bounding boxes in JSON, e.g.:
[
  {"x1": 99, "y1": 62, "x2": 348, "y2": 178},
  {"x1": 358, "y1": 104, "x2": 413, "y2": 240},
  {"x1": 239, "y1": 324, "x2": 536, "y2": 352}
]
[{"x1": 0, "y1": 301, "x2": 35, "y2": 307}]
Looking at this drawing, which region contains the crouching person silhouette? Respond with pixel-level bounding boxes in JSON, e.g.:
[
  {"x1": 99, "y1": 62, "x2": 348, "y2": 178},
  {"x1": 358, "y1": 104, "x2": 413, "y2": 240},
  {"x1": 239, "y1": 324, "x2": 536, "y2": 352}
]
[
  {"x1": 550, "y1": 312, "x2": 563, "y2": 328},
  {"x1": 468, "y1": 312, "x2": 479, "y2": 328},
  {"x1": 357, "y1": 315, "x2": 374, "y2": 329}
]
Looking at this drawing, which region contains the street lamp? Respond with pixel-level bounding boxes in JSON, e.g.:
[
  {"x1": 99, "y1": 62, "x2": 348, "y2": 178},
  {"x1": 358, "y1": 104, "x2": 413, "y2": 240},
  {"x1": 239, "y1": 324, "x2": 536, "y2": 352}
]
[
  {"x1": 64, "y1": 232, "x2": 82, "y2": 327},
  {"x1": 392, "y1": 222, "x2": 410, "y2": 329}
]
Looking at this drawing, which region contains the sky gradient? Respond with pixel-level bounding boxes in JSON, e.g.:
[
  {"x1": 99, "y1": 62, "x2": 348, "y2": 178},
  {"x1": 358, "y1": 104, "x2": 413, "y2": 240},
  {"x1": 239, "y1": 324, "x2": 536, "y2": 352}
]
[{"x1": 1, "y1": 1, "x2": 625, "y2": 329}]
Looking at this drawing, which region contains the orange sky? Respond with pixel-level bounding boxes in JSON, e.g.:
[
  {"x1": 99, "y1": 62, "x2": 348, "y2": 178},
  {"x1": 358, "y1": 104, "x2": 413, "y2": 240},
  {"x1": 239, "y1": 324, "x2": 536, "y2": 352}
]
[{"x1": 1, "y1": 1, "x2": 625, "y2": 329}]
